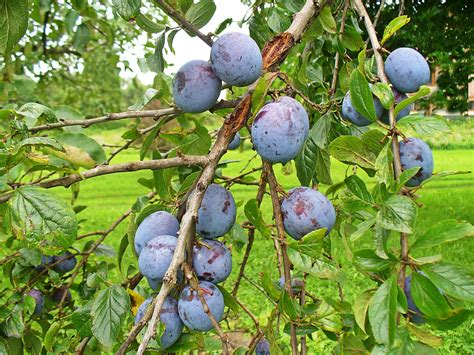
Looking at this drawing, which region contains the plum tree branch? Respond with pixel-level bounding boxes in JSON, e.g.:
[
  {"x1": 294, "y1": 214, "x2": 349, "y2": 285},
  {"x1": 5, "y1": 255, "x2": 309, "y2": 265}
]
[
  {"x1": 264, "y1": 161, "x2": 299, "y2": 354},
  {"x1": 0, "y1": 155, "x2": 208, "y2": 204},
  {"x1": 118, "y1": 1, "x2": 327, "y2": 353},
  {"x1": 153, "y1": 0, "x2": 214, "y2": 47},
  {"x1": 330, "y1": 0, "x2": 350, "y2": 96}
]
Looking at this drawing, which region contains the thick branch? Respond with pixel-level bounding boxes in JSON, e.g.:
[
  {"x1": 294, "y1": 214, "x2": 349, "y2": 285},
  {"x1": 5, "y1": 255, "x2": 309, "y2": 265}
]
[{"x1": 154, "y1": 0, "x2": 214, "y2": 46}]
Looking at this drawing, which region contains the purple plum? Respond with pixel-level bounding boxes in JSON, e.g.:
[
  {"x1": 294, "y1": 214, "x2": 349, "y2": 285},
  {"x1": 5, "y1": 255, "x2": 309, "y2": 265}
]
[
  {"x1": 134, "y1": 211, "x2": 180, "y2": 255},
  {"x1": 196, "y1": 184, "x2": 236, "y2": 239},
  {"x1": 210, "y1": 32, "x2": 262, "y2": 87},
  {"x1": 399, "y1": 138, "x2": 434, "y2": 186},
  {"x1": 251, "y1": 99, "x2": 309, "y2": 164},
  {"x1": 138, "y1": 235, "x2": 177, "y2": 283},
  {"x1": 277, "y1": 96, "x2": 310, "y2": 137},
  {"x1": 52, "y1": 252, "x2": 77, "y2": 274},
  {"x1": 193, "y1": 239, "x2": 232, "y2": 284},
  {"x1": 281, "y1": 187, "x2": 336, "y2": 240},
  {"x1": 228, "y1": 132, "x2": 241, "y2": 150},
  {"x1": 135, "y1": 297, "x2": 184, "y2": 348},
  {"x1": 278, "y1": 276, "x2": 304, "y2": 292},
  {"x1": 27, "y1": 289, "x2": 44, "y2": 314},
  {"x1": 52, "y1": 286, "x2": 72, "y2": 303},
  {"x1": 172, "y1": 60, "x2": 222, "y2": 113},
  {"x1": 256, "y1": 338, "x2": 270, "y2": 354},
  {"x1": 385, "y1": 47, "x2": 430, "y2": 93},
  {"x1": 342, "y1": 90, "x2": 384, "y2": 126},
  {"x1": 178, "y1": 281, "x2": 224, "y2": 331}
]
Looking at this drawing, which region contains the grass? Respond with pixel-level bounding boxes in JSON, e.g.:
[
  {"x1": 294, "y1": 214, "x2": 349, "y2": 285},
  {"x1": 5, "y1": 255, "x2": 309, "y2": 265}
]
[{"x1": 48, "y1": 123, "x2": 474, "y2": 353}]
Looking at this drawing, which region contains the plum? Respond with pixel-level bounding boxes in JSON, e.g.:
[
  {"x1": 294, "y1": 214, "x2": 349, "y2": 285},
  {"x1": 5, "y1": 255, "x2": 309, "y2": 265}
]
[
  {"x1": 134, "y1": 211, "x2": 180, "y2": 255},
  {"x1": 251, "y1": 99, "x2": 309, "y2": 164},
  {"x1": 135, "y1": 297, "x2": 183, "y2": 348},
  {"x1": 399, "y1": 138, "x2": 434, "y2": 186},
  {"x1": 138, "y1": 235, "x2": 177, "y2": 283},
  {"x1": 404, "y1": 274, "x2": 426, "y2": 324},
  {"x1": 281, "y1": 187, "x2": 336, "y2": 240},
  {"x1": 277, "y1": 97, "x2": 310, "y2": 137},
  {"x1": 27, "y1": 289, "x2": 44, "y2": 314},
  {"x1": 52, "y1": 286, "x2": 72, "y2": 303},
  {"x1": 172, "y1": 60, "x2": 222, "y2": 113},
  {"x1": 196, "y1": 184, "x2": 236, "y2": 239},
  {"x1": 385, "y1": 47, "x2": 430, "y2": 93},
  {"x1": 52, "y1": 252, "x2": 77, "y2": 274},
  {"x1": 228, "y1": 132, "x2": 241, "y2": 150},
  {"x1": 380, "y1": 87, "x2": 412, "y2": 124},
  {"x1": 147, "y1": 277, "x2": 161, "y2": 291},
  {"x1": 256, "y1": 338, "x2": 270, "y2": 355},
  {"x1": 278, "y1": 276, "x2": 304, "y2": 292},
  {"x1": 342, "y1": 90, "x2": 384, "y2": 126},
  {"x1": 210, "y1": 32, "x2": 262, "y2": 87},
  {"x1": 36, "y1": 255, "x2": 53, "y2": 272},
  {"x1": 178, "y1": 280, "x2": 224, "y2": 331},
  {"x1": 193, "y1": 239, "x2": 232, "y2": 284}
]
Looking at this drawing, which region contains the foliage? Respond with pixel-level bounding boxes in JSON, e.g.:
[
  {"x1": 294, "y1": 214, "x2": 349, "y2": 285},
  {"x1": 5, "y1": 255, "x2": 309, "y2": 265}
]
[{"x1": 0, "y1": 0, "x2": 472, "y2": 354}]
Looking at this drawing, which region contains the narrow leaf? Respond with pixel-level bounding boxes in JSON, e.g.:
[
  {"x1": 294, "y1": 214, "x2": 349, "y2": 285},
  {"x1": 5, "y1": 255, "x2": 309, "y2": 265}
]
[{"x1": 368, "y1": 275, "x2": 397, "y2": 345}]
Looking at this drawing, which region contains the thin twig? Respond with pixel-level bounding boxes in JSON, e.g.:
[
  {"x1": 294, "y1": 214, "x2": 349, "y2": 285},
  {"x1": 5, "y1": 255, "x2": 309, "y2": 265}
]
[{"x1": 330, "y1": 0, "x2": 350, "y2": 97}]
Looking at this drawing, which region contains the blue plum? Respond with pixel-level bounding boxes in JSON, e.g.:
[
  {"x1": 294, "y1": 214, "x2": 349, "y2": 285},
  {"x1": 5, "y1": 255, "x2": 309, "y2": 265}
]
[
  {"x1": 251, "y1": 99, "x2": 309, "y2": 164},
  {"x1": 277, "y1": 97, "x2": 310, "y2": 137},
  {"x1": 138, "y1": 235, "x2": 177, "y2": 283},
  {"x1": 210, "y1": 32, "x2": 262, "y2": 87},
  {"x1": 385, "y1": 47, "x2": 430, "y2": 93},
  {"x1": 52, "y1": 286, "x2": 72, "y2": 303},
  {"x1": 135, "y1": 297, "x2": 184, "y2": 348},
  {"x1": 278, "y1": 276, "x2": 304, "y2": 292},
  {"x1": 281, "y1": 187, "x2": 336, "y2": 240},
  {"x1": 380, "y1": 88, "x2": 412, "y2": 124},
  {"x1": 53, "y1": 252, "x2": 77, "y2": 274},
  {"x1": 399, "y1": 138, "x2": 434, "y2": 186},
  {"x1": 404, "y1": 274, "x2": 426, "y2": 324},
  {"x1": 193, "y1": 239, "x2": 232, "y2": 284},
  {"x1": 228, "y1": 132, "x2": 241, "y2": 150},
  {"x1": 27, "y1": 289, "x2": 44, "y2": 314},
  {"x1": 172, "y1": 60, "x2": 222, "y2": 113},
  {"x1": 147, "y1": 277, "x2": 161, "y2": 291},
  {"x1": 255, "y1": 338, "x2": 270, "y2": 355},
  {"x1": 134, "y1": 211, "x2": 180, "y2": 255},
  {"x1": 196, "y1": 184, "x2": 236, "y2": 239},
  {"x1": 178, "y1": 280, "x2": 224, "y2": 331},
  {"x1": 36, "y1": 255, "x2": 53, "y2": 272},
  {"x1": 342, "y1": 90, "x2": 384, "y2": 126}
]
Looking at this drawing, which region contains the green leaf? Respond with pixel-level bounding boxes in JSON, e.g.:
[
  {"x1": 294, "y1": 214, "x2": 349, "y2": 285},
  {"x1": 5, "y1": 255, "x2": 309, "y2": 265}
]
[
  {"x1": 394, "y1": 86, "x2": 431, "y2": 117},
  {"x1": 393, "y1": 166, "x2": 420, "y2": 193},
  {"x1": 377, "y1": 195, "x2": 417, "y2": 233},
  {"x1": 0, "y1": 305, "x2": 24, "y2": 338},
  {"x1": 72, "y1": 308, "x2": 93, "y2": 337},
  {"x1": 185, "y1": 0, "x2": 216, "y2": 30},
  {"x1": 44, "y1": 322, "x2": 61, "y2": 352},
  {"x1": 244, "y1": 199, "x2": 269, "y2": 238},
  {"x1": 136, "y1": 13, "x2": 165, "y2": 33},
  {"x1": 411, "y1": 272, "x2": 451, "y2": 319},
  {"x1": 375, "y1": 142, "x2": 394, "y2": 185},
  {"x1": 397, "y1": 114, "x2": 451, "y2": 135},
  {"x1": 422, "y1": 263, "x2": 474, "y2": 302},
  {"x1": 112, "y1": 0, "x2": 141, "y2": 20},
  {"x1": 341, "y1": 26, "x2": 364, "y2": 52},
  {"x1": 381, "y1": 15, "x2": 410, "y2": 45},
  {"x1": 372, "y1": 83, "x2": 395, "y2": 109},
  {"x1": 268, "y1": 8, "x2": 290, "y2": 33},
  {"x1": 0, "y1": 0, "x2": 29, "y2": 54},
  {"x1": 345, "y1": 175, "x2": 373, "y2": 203},
  {"x1": 368, "y1": 275, "x2": 397, "y2": 345},
  {"x1": 74, "y1": 23, "x2": 90, "y2": 50},
  {"x1": 117, "y1": 233, "x2": 129, "y2": 271},
  {"x1": 350, "y1": 217, "x2": 376, "y2": 242},
  {"x1": 280, "y1": 291, "x2": 299, "y2": 320},
  {"x1": 215, "y1": 17, "x2": 232, "y2": 34},
  {"x1": 91, "y1": 285, "x2": 130, "y2": 348},
  {"x1": 354, "y1": 291, "x2": 372, "y2": 333},
  {"x1": 146, "y1": 32, "x2": 166, "y2": 73},
  {"x1": 357, "y1": 46, "x2": 366, "y2": 75},
  {"x1": 287, "y1": 228, "x2": 326, "y2": 259},
  {"x1": 288, "y1": 249, "x2": 340, "y2": 280},
  {"x1": 216, "y1": 285, "x2": 239, "y2": 313},
  {"x1": 129, "y1": 88, "x2": 159, "y2": 111},
  {"x1": 427, "y1": 308, "x2": 473, "y2": 330},
  {"x1": 47, "y1": 133, "x2": 106, "y2": 168},
  {"x1": 329, "y1": 136, "x2": 378, "y2": 170},
  {"x1": 18, "y1": 102, "x2": 57, "y2": 126},
  {"x1": 10, "y1": 186, "x2": 78, "y2": 251},
  {"x1": 412, "y1": 220, "x2": 474, "y2": 250},
  {"x1": 407, "y1": 323, "x2": 443, "y2": 347},
  {"x1": 354, "y1": 249, "x2": 397, "y2": 272},
  {"x1": 260, "y1": 272, "x2": 280, "y2": 301},
  {"x1": 13, "y1": 137, "x2": 64, "y2": 155},
  {"x1": 319, "y1": 6, "x2": 336, "y2": 34},
  {"x1": 349, "y1": 68, "x2": 376, "y2": 122}
]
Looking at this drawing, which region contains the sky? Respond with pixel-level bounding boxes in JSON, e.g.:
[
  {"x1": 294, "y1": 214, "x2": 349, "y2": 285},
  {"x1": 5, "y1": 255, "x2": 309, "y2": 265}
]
[{"x1": 122, "y1": 0, "x2": 251, "y2": 85}]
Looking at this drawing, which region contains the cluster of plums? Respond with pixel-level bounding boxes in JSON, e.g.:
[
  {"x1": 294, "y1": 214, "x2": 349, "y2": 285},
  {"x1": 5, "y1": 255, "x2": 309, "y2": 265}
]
[
  {"x1": 342, "y1": 47, "x2": 433, "y2": 186},
  {"x1": 134, "y1": 184, "x2": 236, "y2": 348},
  {"x1": 25, "y1": 253, "x2": 77, "y2": 314},
  {"x1": 172, "y1": 32, "x2": 263, "y2": 113}
]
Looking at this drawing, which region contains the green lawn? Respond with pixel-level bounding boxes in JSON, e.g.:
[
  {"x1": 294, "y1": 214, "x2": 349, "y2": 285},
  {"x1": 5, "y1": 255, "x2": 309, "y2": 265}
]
[{"x1": 50, "y1": 138, "x2": 474, "y2": 353}]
